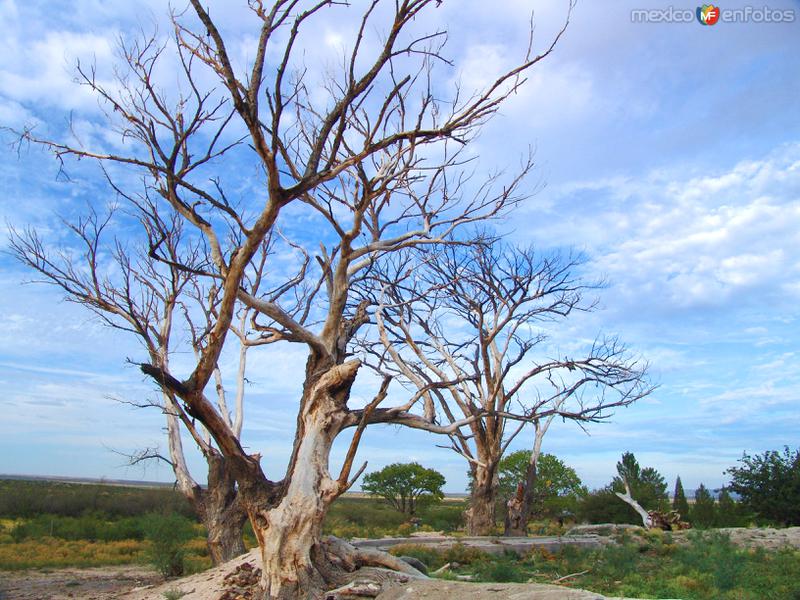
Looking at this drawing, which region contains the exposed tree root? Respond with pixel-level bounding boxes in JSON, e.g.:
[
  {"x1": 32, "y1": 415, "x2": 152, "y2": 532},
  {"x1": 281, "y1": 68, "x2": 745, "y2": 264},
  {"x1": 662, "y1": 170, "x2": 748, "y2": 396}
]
[
  {"x1": 214, "y1": 537, "x2": 426, "y2": 600},
  {"x1": 319, "y1": 537, "x2": 427, "y2": 599}
]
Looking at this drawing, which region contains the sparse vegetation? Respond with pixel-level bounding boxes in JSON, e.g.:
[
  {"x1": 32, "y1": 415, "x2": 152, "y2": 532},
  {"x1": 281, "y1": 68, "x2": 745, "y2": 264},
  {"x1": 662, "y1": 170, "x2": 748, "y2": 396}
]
[
  {"x1": 144, "y1": 513, "x2": 197, "y2": 577},
  {"x1": 2, "y1": 478, "x2": 800, "y2": 600},
  {"x1": 0, "y1": 480, "x2": 463, "y2": 570},
  {"x1": 391, "y1": 531, "x2": 800, "y2": 599},
  {"x1": 0, "y1": 479, "x2": 194, "y2": 519}
]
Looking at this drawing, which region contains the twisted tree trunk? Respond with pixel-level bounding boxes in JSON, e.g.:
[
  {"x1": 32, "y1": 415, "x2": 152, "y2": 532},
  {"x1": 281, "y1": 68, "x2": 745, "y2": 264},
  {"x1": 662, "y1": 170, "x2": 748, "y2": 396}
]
[
  {"x1": 199, "y1": 454, "x2": 248, "y2": 564},
  {"x1": 251, "y1": 406, "x2": 342, "y2": 598},
  {"x1": 164, "y1": 395, "x2": 248, "y2": 565},
  {"x1": 238, "y1": 359, "x2": 423, "y2": 599}
]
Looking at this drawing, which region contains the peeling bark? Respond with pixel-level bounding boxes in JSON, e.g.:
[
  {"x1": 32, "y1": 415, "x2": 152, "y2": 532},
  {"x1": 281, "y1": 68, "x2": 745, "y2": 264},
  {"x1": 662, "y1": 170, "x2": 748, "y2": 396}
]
[
  {"x1": 246, "y1": 360, "x2": 358, "y2": 599},
  {"x1": 504, "y1": 482, "x2": 527, "y2": 537}
]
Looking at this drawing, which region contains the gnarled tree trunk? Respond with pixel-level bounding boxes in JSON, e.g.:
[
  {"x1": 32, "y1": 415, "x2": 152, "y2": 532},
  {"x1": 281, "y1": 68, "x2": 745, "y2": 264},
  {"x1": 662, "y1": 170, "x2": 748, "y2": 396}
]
[
  {"x1": 504, "y1": 483, "x2": 526, "y2": 536},
  {"x1": 235, "y1": 360, "x2": 427, "y2": 599},
  {"x1": 467, "y1": 462, "x2": 498, "y2": 536},
  {"x1": 166, "y1": 398, "x2": 248, "y2": 565},
  {"x1": 241, "y1": 359, "x2": 414, "y2": 599},
  {"x1": 199, "y1": 454, "x2": 248, "y2": 564},
  {"x1": 251, "y1": 409, "x2": 342, "y2": 598}
]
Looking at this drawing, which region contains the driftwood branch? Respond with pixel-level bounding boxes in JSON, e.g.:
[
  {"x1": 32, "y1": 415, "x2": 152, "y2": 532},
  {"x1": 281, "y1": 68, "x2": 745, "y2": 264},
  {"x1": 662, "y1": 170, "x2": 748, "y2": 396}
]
[{"x1": 614, "y1": 480, "x2": 652, "y2": 528}]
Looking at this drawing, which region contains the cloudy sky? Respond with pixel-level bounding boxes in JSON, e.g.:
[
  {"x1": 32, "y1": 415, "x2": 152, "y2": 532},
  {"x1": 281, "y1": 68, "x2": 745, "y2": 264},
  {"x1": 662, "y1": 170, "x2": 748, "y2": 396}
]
[{"x1": 0, "y1": 0, "x2": 798, "y2": 494}]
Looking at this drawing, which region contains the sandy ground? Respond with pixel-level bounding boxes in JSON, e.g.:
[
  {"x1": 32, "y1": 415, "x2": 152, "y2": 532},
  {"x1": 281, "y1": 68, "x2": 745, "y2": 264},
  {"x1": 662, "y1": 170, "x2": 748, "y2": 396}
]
[{"x1": 2, "y1": 527, "x2": 798, "y2": 600}]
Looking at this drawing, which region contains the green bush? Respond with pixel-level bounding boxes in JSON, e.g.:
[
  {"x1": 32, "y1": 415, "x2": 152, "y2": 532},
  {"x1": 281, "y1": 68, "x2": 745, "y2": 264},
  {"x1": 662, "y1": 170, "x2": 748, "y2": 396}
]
[
  {"x1": 7, "y1": 514, "x2": 149, "y2": 542},
  {"x1": 676, "y1": 531, "x2": 745, "y2": 592},
  {"x1": 144, "y1": 513, "x2": 195, "y2": 577},
  {"x1": 442, "y1": 542, "x2": 487, "y2": 565},
  {"x1": 418, "y1": 505, "x2": 464, "y2": 532},
  {"x1": 389, "y1": 544, "x2": 446, "y2": 570},
  {"x1": 327, "y1": 498, "x2": 407, "y2": 529},
  {"x1": 599, "y1": 542, "x2": 640, "y2": 579},
  {"x1": 474, "y1": 554, "x2": 527, "y2": 583},
  {"x1": 389, "y1": 543, "x2": 488, "y2": 571},
  {"x1": 726, "y1": 446, "x2": 800, "y2": 526},
  {"x1": 0, "y1": 479, "x2": 193, "y2": 519}
]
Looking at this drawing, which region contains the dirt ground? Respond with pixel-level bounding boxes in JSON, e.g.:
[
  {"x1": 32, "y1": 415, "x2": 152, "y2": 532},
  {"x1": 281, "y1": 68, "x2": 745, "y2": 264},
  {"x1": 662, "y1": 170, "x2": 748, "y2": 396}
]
[{"x1": 0, "y1": 564, "x2": 160, "y2": 600}]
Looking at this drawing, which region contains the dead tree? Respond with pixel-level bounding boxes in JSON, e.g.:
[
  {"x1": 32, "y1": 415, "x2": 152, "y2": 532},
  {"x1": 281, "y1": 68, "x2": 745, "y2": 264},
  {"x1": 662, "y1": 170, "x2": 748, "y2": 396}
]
[
  {"x1": 504, "y1": 417, "x2": 549, "y2": 536},
  {"x1": 615, "y1": 479, "x2": 653, "y2": 529},
  {"x1": 8, "y1": 1, "x2": 575, "y2": 597},
  {"x1": 614, "y1": 477, "x2": 689, "y2": 531},
  {"x1": 369, "y1": 241, "x2": 652, "y2": 535},
  {"x1": 9, "y1": 203, "x2": 250, "y2": 564}
]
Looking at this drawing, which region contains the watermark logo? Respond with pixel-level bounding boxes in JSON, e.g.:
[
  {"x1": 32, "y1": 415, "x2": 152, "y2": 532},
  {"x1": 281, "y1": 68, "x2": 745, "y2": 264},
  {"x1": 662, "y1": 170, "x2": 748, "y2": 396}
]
[
  {"x1": 631, "y1": 5, "x2": 795, "y2": 24},
  {"x1": 697, "y1": 4, "x2": 721, "y2": 25}
]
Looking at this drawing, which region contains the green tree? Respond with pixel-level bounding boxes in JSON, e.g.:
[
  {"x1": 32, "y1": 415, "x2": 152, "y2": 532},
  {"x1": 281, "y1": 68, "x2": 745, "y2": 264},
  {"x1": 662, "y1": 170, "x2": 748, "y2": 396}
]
[
  {"x1": 362, "y1": 463, "x2": 446, "y2": 515},
  {"x1": 716, "y1": 488, "x2": 743, "y2": 527},
  {"x1": 497, "y1": 451, "x2": 587, "y2": 518},
  {"x1": 672, "y1": 476, "x2": 690, "y2": 520},
  {"x1": 691, "y1": 484, "x2": 717, "y2": 528},
  {"x1": 577, "y1": 488, "x2": 633, "y2": 524},
  {"x1": 726, "y1": 446, "x2": 800, "y2": 525}
]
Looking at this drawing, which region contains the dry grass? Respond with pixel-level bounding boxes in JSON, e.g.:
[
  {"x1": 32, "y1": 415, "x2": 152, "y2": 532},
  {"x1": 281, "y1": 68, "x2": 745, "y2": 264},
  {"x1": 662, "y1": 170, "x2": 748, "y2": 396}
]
[{"x1": 0, "y1": 537, "x2": 147, "y2": 569}]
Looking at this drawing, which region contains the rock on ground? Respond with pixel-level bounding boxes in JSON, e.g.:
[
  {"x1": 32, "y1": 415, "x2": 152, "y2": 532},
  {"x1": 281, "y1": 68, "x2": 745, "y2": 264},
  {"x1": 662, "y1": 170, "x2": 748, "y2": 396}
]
[
  {"x1": 710, "y1": 526, "x2": 800, "y2": 549},
  {"x1": 375, "y1": 580, "x2": 652, "y2": 599},
  {"x1": 568, "y1": 524, "x2": 800, "y2": 551}
]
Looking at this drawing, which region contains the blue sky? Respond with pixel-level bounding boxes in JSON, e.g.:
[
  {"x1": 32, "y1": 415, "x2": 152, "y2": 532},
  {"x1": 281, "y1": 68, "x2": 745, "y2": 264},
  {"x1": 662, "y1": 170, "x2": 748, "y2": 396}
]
[{"x1": 0, "y1": 0, "x2": 798, "y2": 494}]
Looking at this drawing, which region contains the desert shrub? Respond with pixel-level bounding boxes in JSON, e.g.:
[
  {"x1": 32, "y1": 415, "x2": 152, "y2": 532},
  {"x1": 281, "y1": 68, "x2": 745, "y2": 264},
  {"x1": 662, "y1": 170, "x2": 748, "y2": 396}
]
[
  {"x1": 598, "y1": 542, "x2": 640, "y2": 579},
  {"x1": 474, "y1": 553, "x2": 527, "y2": 582},
  {"x1": 7, "y1": 514, "x2": 149, "y2": 542},
  {"x1": 418, "y1": 505, "x2": 464, "y2": 532},
  {"x1": 527, "y1": 519, "x2": 566, "y2": 536},
  {"x1": 676, "y1": 530, "x2": 745, "y2": 592},
  {"x1": 144, "y1": 512, "x2": 195, "y2": 577},
  {"x1": 0, "y1": 538, "x2": 147, "y2": 570},
  {"x1": 388, "y1": 544, "x2": 445, "y2": 570},
  {"x1": 0, "y1": 479, "x2": 193, "y2": 519},
  {"x1": 388, "y1": 543, "x2": 488, "y2": 571},
  {"x1": 105, "y1": 517, "x2": 148, "y2": 541},
  {"x1": 327, "y1": 498, "x2": 407, "y2": 529}
]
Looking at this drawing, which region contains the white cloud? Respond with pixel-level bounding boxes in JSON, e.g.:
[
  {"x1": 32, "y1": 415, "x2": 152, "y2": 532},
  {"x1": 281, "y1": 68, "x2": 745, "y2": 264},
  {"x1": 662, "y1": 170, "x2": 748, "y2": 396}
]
[{"x1": 517, "y1": 143, "x2": 800, "y2": 314}]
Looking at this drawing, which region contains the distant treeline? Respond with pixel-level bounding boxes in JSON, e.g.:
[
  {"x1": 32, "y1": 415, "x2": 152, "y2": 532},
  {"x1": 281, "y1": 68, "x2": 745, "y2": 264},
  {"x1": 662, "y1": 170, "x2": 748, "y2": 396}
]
[{"x1": 0, "y1": 478, "x2": 194, "y2": 519}]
